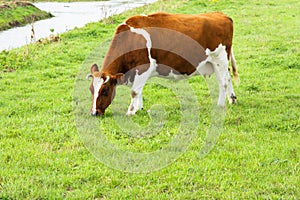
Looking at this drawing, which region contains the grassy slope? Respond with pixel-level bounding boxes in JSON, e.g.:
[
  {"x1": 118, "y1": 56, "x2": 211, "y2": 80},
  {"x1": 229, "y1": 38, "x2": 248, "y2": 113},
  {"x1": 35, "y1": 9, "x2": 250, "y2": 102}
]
[
  {"x1": 0, "y1": 0, "x2": 299, "y2": 199},
  {"x1": 0, "y1": 1, "x2": 53, "y2": 31}
]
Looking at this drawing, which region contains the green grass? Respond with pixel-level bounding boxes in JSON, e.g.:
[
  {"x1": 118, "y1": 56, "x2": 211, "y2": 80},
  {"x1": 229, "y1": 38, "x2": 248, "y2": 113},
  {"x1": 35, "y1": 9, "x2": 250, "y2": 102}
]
[
  {"x1": 1, "y1": 0, "x2": 300, "y2": 199},
  {"x1": 0, "y1": 1, "x2": 53, "y2": 31}
]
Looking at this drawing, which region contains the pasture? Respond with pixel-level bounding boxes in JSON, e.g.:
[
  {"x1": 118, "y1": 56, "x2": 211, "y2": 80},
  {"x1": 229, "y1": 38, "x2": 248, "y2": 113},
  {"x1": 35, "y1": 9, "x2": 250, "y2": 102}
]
[{"x1": 0, "y1": 0, "x2": 299, "y2": 199}]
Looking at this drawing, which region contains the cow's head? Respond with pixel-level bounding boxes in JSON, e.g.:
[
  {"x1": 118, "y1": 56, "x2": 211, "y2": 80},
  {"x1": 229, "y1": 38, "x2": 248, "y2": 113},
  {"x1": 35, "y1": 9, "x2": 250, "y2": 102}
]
[{"x1": 87, "y1": 64, "x2": 123, "y2": 116}]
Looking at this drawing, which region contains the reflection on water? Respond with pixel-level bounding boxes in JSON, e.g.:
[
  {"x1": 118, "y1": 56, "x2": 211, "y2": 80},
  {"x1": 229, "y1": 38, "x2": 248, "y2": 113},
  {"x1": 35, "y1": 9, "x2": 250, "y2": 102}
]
[{"x1": 0, "y1": 0, "x2": 156, "y2": 51}]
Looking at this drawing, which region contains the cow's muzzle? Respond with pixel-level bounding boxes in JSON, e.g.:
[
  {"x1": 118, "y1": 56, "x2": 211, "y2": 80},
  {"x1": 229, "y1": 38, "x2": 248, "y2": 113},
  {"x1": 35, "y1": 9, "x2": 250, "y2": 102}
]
[{"x1": 90, "y1": 109, "x2": 104, "y2": 117}]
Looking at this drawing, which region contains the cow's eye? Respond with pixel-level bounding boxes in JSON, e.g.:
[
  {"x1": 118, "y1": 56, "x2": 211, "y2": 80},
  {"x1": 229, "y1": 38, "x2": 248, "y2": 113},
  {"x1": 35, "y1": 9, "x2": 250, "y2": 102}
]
[{"x1": 101, "y1": 88, "x2": 109, "y2": 96}]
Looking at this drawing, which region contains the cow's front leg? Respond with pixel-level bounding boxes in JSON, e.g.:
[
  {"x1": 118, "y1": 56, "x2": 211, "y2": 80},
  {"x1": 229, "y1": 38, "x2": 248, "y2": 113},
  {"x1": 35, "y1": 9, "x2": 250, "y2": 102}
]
[
  {"x1": 127, "y1": 89, "x2": 144, "y2": 116},
  {"x1": 126, "y1": 66, "x2": 154, "y2": 115}
]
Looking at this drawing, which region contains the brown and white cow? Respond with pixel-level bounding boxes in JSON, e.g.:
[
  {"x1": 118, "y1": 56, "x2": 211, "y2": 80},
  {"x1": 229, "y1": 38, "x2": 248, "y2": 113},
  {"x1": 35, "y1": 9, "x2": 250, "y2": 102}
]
[{"x1": 87, "y1": 12, "x2": 239, "y2": 116}]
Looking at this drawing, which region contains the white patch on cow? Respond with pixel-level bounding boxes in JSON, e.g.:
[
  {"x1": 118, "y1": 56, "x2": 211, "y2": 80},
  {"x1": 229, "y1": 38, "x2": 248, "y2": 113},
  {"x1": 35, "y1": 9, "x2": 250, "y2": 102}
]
[
  {"x1": 91, "y1": 77, "x2": 104, "y2": 115},
  {"x1": 130, "y1": 27, "x2": 153, "y2": 62},
  {"x1": 127, "y1": 27, "x2": 158, "y2": 115},
  {"x1": 140, "y1": 14, "x2": 147, "y2": 17}
]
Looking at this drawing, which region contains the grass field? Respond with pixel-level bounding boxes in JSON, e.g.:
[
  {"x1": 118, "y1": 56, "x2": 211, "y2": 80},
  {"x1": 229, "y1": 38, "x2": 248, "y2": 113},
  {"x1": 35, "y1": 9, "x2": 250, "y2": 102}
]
[
  {"x1": 0, "y1": 1, "x2": 53, "y2": 31},
  {"x1": 0, "y1": 0, "x2": 299, "y2": 199}
]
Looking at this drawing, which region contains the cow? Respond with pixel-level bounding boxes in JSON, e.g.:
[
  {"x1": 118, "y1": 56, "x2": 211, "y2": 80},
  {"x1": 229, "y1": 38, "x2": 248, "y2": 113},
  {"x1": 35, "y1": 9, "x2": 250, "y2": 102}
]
[{"x1": 87, "y1": 12, "x2": 239, "y2": 116}]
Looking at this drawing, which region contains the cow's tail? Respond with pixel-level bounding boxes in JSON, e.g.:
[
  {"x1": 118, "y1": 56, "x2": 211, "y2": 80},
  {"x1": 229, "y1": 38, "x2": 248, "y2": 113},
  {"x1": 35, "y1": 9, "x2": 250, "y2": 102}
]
[{"x1": 230, "y1": 46, "x2": 240, "y2": 85}]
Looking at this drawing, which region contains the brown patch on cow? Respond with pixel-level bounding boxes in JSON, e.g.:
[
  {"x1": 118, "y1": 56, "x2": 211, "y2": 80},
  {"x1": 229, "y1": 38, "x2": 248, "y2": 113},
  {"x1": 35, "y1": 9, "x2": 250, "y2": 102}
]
[
  {"x1": 115, "y1": 23, "x2": 130, "y2": 34},
  {"x1": 156, "y1": 65, "x2": 172, "y2": 76},
  {"x1": 126, "y1": 12, "x2": 233, "y2": 59},
  {"x1": 123, "y1": 70, "x2": 135, "y2": 84},
  {"x1": 123, "y1": 50, "x2": 150, "y2": 75},
  {"x1": 131, "y1": 91, "x2": 137, "y2": 98},
  {"x1": 136, "y1": 63, "x2": 150, "y2": 75},
  {"x1": 153, "y1": 49, "x2": 205, "y2": 76},
  {"x1": 130, "y1": 105, "x2": 134, "y2": 111}
]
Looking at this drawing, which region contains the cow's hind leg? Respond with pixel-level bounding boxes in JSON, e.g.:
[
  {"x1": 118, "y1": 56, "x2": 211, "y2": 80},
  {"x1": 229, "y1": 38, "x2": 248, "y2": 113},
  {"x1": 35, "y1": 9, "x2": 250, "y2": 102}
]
[
  {"x1": 214, "y1": 68, "x2": 227, "y2": 107},
  {"x1": 225, "y1": 72, "x2": 237, "y2": 104},
  {"x1": 207, "y1": 44, "x2": 236, "y2": 106},
  {"x1": 215, "y1": 63, "x2": 236, "y2": 106}
]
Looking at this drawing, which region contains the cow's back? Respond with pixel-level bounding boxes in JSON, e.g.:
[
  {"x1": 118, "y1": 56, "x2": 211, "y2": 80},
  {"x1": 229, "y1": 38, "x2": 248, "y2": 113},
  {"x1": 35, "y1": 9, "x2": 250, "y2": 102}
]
[{"x1": 125, "y1": 12, "x2": 234, "y2": 55}]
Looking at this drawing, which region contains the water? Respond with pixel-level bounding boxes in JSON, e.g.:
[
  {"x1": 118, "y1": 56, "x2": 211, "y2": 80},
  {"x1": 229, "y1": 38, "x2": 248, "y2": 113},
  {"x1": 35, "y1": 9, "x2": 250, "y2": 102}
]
[{"x1": 0, "y1": 0, "x2": 156, "y2": 51}]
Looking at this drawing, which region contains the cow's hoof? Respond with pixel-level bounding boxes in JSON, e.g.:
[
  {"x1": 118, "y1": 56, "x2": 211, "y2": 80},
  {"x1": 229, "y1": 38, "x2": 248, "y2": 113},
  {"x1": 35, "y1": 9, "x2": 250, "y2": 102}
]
[{"x1": 229, "y1": 94, "x2": 237, "y2": 104}]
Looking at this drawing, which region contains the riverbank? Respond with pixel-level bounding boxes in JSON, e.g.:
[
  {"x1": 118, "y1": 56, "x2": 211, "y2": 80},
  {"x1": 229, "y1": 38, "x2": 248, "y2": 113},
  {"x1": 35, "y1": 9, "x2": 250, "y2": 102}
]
[
  {"x1": 1, "y1": 0, "x2": 106, "y2": 1},
  {"x1": 30, "y1": 0, "x2": 106, "y2": 1},
  {"x1": 0, "y1": 0, "x2": 299, "y2": 199},
  {"x1": 0, "y1": 1, "x2": 53, "y2": 31},
  {"x1": 0, "y1": 0, "x2": 156, "y2": 51}
]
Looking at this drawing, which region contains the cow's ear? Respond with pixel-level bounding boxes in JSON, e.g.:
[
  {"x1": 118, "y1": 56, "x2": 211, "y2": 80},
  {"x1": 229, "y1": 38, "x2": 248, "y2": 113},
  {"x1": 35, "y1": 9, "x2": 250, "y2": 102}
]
[
  {"x1": 115, "y1": 73, "x2": 124, "y2": 85},
  {"x1": 111, "y1": 73, "x2": 124, "y2": 85},
  {"x1": 90, "y1": 64, "x2": 99, "y2": 73}
]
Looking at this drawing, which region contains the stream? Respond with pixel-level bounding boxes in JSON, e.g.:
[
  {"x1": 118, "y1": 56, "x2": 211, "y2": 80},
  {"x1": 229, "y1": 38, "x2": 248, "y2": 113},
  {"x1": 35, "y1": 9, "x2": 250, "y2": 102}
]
[{"x1": 0, "y1": 0, "x2": 157, "y2": 51}]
